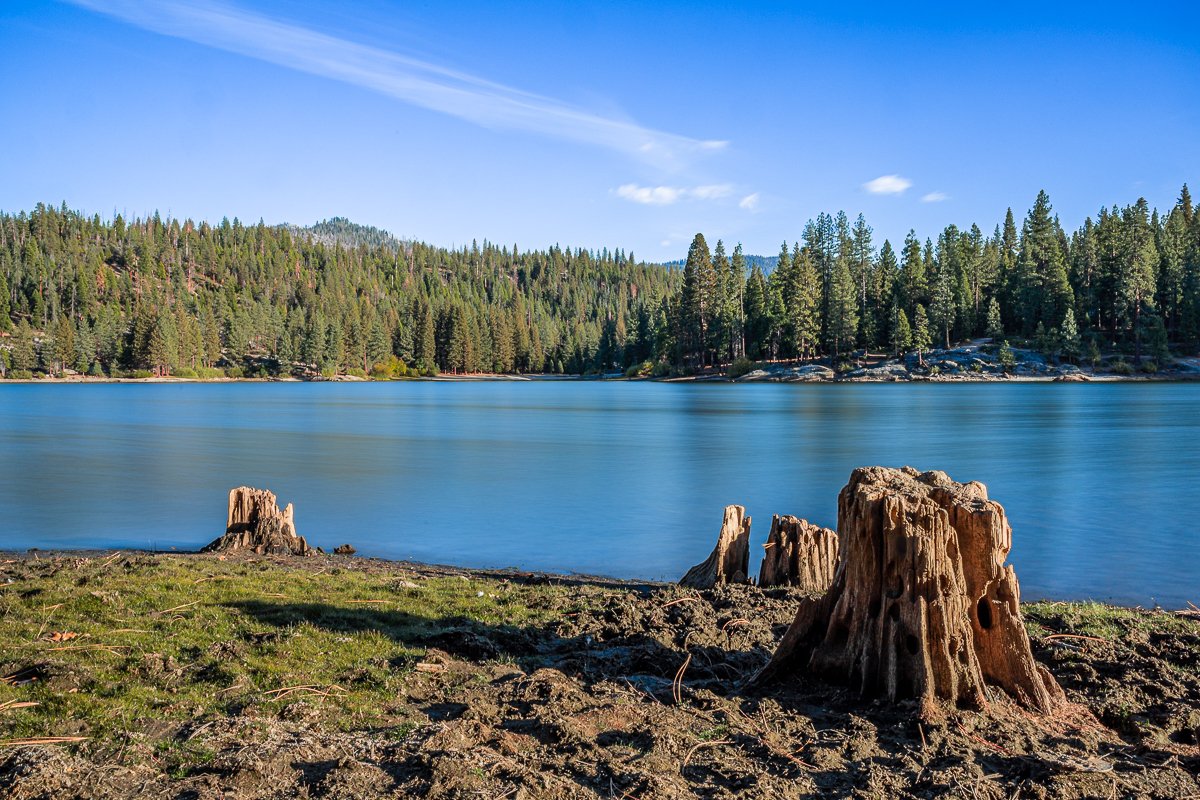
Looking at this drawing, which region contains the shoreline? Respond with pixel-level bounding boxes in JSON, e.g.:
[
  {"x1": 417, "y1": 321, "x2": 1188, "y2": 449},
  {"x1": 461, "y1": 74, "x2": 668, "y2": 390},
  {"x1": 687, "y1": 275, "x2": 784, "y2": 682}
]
[
  {"x1": 0, "y1": 550, "x2": 1196, "y2": 798},
  {"x1": 7, "y1": 547, "x2": 1192, "y2": 611},
  {"x1": 3, "y1": 371, "x2": 1200, "y2": 385}
]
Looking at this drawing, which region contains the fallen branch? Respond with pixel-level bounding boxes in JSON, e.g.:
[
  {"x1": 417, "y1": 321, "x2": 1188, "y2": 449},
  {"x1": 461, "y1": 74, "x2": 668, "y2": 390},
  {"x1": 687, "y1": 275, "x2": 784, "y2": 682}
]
[
  {"x1": 1043, "y1": 633, "x2": 1107, "y2": 644},
  {"x1": 0, "y1": 737, "x2": 87, "y2": 746},
  {"x1": 661, "y1": 595, "x2": 702, "y2": 609},
  {"x1": 0, "y1": 701, "x2": 40, "y2": 713},
  {"x1": 152, "y1": 601, "x2": 200, "y2": 616}
]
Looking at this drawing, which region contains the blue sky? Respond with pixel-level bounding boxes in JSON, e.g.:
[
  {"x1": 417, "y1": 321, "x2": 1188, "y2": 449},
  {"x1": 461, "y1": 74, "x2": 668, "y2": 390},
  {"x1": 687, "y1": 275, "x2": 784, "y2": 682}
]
[{"x1": 2, "y1": 1, "x2": 1198, "y2": 259}]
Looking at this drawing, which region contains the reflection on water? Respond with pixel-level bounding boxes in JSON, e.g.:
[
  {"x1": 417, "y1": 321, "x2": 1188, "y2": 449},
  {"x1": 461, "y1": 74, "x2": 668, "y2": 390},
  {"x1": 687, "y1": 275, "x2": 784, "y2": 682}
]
[{"x1": 1, "y1": 381, "x2": 1197, "y2": 607}]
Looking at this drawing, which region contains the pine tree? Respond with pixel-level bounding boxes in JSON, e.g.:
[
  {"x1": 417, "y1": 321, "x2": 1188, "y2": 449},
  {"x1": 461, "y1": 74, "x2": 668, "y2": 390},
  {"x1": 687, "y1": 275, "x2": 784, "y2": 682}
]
[
  {"x1": 850, "y1": 213, "x2": 875, "y2": 345},
  {"x1": 890, "y1": 305, "x2": 912, "y2": 357},
  {"x1": 679, "y1": 233, "x2": 716, "y2": 368},
  {"x1": 985, "y1": 298, "x2": 1003, "y2": 340},
  {"x1": 1060, "y1": 308, "x2": 1081, "y2": 363},
  {"x1": 12, "y1": 319, "x2": 36, "y2": 373},
  {"x1": 899, "y1": 230, "x2": 925, "y2": 317},
  {"x1": 52, "y1": 314, "x2": 75, "y2": 376},
  {"x1": 726, "y1": 244, "x2": 746, "y2": 360},
  {"x1": 1119, "y1": 200, "x2": 1159, "y2": 362},
  {"x1": 912, "y1": 304, "x2": 932, "y2": 367},
  {"x1": 826, "y1": 252, "x2": 858, "y2": 361},
  {"x1": 1016, "y1": 190, "x2": 1074, "y2": 333},
  {"x1": 148, "y1": 307, "x2": 177, "y2": 377},
  {"x1": 743, "y1": 266, "x2": 770, "y2": 360},
  {"x1": 930, "y1": 257, "x2": 956, "y2": 349},
  {"x1": 414, "y1": 300, "x2": 436, "y2": 372}
]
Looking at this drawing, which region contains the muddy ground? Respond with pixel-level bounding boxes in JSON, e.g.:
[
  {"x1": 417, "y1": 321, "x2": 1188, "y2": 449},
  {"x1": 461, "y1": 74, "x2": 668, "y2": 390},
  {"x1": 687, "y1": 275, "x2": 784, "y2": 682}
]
[{"x1": 1, "y1": 553, "x2": 1198, "y2": 798}]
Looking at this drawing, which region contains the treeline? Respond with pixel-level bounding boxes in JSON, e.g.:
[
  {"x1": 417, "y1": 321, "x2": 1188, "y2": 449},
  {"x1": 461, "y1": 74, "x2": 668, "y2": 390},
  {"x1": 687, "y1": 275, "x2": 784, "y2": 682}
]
[
  {"x1": 667, "y1": 186, "x2": 1199, "y2": 371},
  {"x1": 0, "y1": 204, "x2": 677, "y2": 377},
  {"x1": 1, "y1": 185, "x2": 1197, "y2": 379}
]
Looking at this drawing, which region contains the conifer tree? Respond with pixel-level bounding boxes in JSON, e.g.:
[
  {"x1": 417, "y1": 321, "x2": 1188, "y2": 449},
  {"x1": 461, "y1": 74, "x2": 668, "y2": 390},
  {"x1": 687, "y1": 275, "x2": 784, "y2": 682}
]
[
  {"x1": 12, "y1": 319, "x2": 36, "y2": 373},
  {"x1": 890, "y1": 305, "x2": 912, "y2": 357},
  {"x1": 986, "y1": 298, "x2": 1003, "y2": 340},
  {"x1": 912, "y1": 304, "x2": 932, "y2": 366},
  {"x1": 679, "y1": 233, "x2": 716, "y2": 368},
  {"x1": 1060, "y1": 307, "x2": 1081, "y2": 363},
  {"x1": 52, "y1": 314, "x2": 75, "y2": 376}
]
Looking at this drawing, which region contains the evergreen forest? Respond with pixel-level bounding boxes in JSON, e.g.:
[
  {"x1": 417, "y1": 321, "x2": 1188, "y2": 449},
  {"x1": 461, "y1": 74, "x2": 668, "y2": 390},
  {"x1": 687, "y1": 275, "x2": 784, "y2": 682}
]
[{"x1": 0, "y1": 185, "x2": 1197, "y2": 379}]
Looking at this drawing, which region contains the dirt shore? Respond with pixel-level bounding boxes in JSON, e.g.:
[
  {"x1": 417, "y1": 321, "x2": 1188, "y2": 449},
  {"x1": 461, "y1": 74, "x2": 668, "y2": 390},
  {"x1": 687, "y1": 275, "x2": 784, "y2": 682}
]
[{"x1": 1, "y1": 552, "x2": 1197, "y2": 798}]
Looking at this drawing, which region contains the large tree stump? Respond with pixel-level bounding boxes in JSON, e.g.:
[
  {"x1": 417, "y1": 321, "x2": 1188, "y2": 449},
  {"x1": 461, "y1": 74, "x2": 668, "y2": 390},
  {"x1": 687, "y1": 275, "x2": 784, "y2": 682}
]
[
  {"x1": 203, "y1": 487, "x2": 311, "y2": 556},
  {"x1": 750, "y1": 467, "x2": 1064, "y2": 714},
  {"x1": 758, "y1": 515, "x2": 839, "y2": 593},
  {"x1": 679, "y1": 505, "x2": 751, "y2": 589}
]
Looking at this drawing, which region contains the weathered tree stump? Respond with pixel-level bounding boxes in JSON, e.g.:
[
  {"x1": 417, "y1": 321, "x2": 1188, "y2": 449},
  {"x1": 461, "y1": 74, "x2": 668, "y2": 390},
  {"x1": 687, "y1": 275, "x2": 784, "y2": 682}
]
[
  {"x1": 679, "y1": 505, "x2": 751, "y2": 589},
  {"x1": 758, "y1": 515, "x2": 839, "y2": 593},
  {"x1": 203, "y1": 487, "x2": 312, "y2": 556},
  {"x1": 750, "y1": 467, "x2": 1064, "y2": 715}
]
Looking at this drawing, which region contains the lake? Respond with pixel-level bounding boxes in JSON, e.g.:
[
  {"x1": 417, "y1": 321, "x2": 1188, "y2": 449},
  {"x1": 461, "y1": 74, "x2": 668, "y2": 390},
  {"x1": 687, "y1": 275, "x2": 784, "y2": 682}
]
[{"x1": 1, "y1": 381, "x2": 1196, "y2": 607}]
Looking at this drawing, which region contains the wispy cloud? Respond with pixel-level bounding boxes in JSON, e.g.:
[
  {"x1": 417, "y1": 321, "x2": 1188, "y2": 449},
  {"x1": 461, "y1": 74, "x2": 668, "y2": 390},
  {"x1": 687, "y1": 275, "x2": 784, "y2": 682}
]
[
  {"x1": 921, "y1": 191, "x2": 949, "y2": 203},
  {"x1": 863, "y1": 174, "x2": 913, "y2": 195},
  {"x1": 617, "y1": 185, "x2": 685, "y2": 206},
  {"x1": 739, "y1": 192, "x2": 760, "y2": 211},
  {"x1": 69, "y1": 0, "x2": 726, "y2": 169},
  {"x1": 615, "y1": 183, "x2": 734, "y2": 206}
]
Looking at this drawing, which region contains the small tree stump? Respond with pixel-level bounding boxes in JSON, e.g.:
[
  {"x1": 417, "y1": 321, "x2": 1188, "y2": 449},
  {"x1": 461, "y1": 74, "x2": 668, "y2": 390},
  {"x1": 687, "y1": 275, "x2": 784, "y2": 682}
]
[
  {"x1": 203, "y1": 487, "x2": 311, "y2": 556},
  {"x1": 751, "y1": 467, "x2": 1064, "y2": 714},
  {"x1": 679, "y1": 505, "x2": 751, "y2": 589},
  {"x1": 758, "y1": 515, "x2": 839, "y2": 593}
]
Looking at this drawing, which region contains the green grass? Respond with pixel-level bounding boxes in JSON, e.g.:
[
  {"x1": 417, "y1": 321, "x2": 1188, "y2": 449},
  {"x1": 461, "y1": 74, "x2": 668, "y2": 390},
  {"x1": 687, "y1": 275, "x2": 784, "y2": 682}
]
[
  {"x1": 1024, "y1": 600, "x2": 1197, "y2": 640},
  {"x1": 0, "y1": 554, "x2": 565, "y2": 746}
]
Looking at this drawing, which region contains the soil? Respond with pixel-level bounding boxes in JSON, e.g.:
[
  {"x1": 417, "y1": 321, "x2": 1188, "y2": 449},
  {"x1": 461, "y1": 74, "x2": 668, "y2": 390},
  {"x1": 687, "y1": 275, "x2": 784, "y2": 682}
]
[{"x1": 2, "y1": 555, "x2": 1198, "y2": 799}]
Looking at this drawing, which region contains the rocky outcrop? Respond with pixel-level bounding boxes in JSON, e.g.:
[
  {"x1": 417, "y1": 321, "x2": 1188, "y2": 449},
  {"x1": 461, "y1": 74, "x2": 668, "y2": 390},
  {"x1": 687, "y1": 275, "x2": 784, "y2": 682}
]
[
  {"x1": 751, "y1": 467, "x2": 1064, "y2": 715},
  {"x1": 203, "y1": 487, "x2": 311, "y2": 556},
  {"x1": 757, "y1": 515, "x2": 839, "y2": 592},
  {"x1": 679, "y1": 505, "x2": 751, "y2": 589}
]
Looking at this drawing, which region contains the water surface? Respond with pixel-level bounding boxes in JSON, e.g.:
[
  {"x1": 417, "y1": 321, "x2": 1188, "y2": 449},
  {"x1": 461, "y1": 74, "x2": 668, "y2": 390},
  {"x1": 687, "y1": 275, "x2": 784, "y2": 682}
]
[{"x1": 1, "y1": 381, "x2": 1196, "y2": 607}]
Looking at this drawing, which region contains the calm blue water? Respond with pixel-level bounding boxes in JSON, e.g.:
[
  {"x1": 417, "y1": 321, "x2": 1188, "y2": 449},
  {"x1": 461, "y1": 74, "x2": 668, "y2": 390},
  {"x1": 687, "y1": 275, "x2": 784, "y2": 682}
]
[{"x1": 1, "y1": 382, "x2": 1197, "y2": 607}]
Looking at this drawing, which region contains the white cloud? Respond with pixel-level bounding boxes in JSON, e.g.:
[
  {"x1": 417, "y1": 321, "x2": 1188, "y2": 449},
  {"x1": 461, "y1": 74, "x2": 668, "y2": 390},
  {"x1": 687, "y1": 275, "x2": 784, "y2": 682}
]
[
  {"x1": 739, "y1": 192, "x2": 760, "y2": 211},
  {"x1": 921, "y1": 191, "x2": 949, "y2": 203},
  {"x1": 690, "y1": 184, "x2": 733, "y2": 200},
  {"x1": 617, "y1": 184, "x2": 685, "y2": 206},
  {"x1": 70, "y1": 0, "x2": 725, "y2": 169},
  {"x1": 615, "y1": 183, "x2": 736, "y2": 206},
  {"x1": 863, "y1": 174, "x2": 913, "y2": 195}
]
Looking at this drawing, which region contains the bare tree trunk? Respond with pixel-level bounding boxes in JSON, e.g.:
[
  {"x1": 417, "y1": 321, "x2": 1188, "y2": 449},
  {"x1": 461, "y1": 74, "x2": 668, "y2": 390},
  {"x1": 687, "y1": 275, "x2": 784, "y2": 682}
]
[
  {"x1": 205, "y1": 486, "x2": 310, "y2": 556},
  {"x1": 680, "y1": 505, "x2": 751, "y2": 589},
  {"x1": 758, "y1": 515, "x2": 838, "y2": 594},
  {"x1": 750, "y1": 467, "x2": 1064, "y2": 717}
]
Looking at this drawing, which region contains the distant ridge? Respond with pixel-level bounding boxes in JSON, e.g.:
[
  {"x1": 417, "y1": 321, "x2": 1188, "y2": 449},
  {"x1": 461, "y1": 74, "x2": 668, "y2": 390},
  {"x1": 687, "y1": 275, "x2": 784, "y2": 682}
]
[
  {"x1": 285, "y1": 217, "x2": 408, "y2": 251},
  {"x1": 656, "y1": 254, "x2": 778, "y2": 274}
]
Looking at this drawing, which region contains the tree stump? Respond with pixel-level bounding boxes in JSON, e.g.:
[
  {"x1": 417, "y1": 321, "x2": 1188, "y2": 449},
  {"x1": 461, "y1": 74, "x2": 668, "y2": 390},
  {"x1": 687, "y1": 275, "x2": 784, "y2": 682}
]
[
  {"x1": 679, "y1": 505, "x2": 751, "y2": 589},
  {"x1": 203, "y1": 487, "x2": 311, "y2": 556},
  {"x1": 758, "y1": 515, "x2": 839, "y2": 593},
  {"x1": 750, "y1": 467, "x2": 1064, "y2": 714}
]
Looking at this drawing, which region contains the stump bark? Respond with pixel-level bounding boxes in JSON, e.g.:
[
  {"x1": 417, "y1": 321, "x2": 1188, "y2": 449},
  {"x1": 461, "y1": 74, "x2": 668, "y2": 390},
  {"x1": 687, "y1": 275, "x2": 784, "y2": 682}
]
[
  {"x1": 679, "y1": 505, "x2": 751, "y2": 589},
  {"x1": 758, "y1": 515, "x2": 839, "y2": 593},
  {"x1": 751, "y1": 467, "x2": 1064, "y2": 714},
  {"x1": 203, "y1": 487, "x2": 311, "y2": 556}
]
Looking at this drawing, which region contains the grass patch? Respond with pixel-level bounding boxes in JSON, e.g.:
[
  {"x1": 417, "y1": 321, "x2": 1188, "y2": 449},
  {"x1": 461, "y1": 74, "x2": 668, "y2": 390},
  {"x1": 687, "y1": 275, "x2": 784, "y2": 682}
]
[{"x1": 0, "y1": 554, "x2": 563, "y2": 748}]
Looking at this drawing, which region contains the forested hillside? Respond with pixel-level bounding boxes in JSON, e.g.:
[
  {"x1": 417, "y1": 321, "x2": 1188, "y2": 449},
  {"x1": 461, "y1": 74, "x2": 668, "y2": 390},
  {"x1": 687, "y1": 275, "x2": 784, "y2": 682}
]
[
  {"x1": 671, "y1": 186, "x2": 1199, "y2": 371},
  {"x1": 0, "y1": 207, "x2": 674, "y2": 377},
  {"x1": 0, "y1": 184, "x2": 1197, "y2": 379}
]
